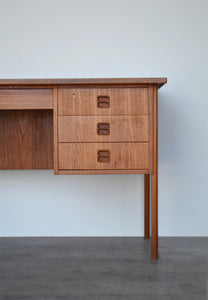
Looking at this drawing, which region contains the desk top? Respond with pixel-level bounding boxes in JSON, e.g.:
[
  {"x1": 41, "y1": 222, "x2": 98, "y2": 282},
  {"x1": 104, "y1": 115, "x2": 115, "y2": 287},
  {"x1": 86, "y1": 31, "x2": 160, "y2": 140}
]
[{"x1": 0, "y1": 78, "x2": 167, "y2": 88}]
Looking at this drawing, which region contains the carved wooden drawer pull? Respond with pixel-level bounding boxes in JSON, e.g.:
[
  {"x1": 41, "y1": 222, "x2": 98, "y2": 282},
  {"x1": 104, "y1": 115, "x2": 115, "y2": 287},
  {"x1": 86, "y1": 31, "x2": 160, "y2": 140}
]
[
  {"x1": 97, "y1": 123, "x2": 110, "y2": 135},
  {"x1": 97, "y1": 150, "x2": 110, "y2": 163},
  {"x1": 97, "y1": 96, "x2": 110, "y2": 108}
]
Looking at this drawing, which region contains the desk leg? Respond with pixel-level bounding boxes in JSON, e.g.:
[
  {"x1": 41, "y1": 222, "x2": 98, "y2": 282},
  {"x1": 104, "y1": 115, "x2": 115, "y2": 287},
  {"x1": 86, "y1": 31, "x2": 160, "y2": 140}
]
[
  {"x1": 151, "y1": 84, "x2": 158, "y2": 260},
  {"x1": 151, "y1": 172, "x2": 158, "y2": 259},
  {"x1": 144, "y1": 174, "x2": 150, "y2": 239}
]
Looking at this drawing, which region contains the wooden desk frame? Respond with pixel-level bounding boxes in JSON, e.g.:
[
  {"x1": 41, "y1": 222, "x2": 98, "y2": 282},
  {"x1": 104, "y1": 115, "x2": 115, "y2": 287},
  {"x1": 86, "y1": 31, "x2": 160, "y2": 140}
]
[{"x1": 0, "y1": 78, "x2": 167, "y2": 259}]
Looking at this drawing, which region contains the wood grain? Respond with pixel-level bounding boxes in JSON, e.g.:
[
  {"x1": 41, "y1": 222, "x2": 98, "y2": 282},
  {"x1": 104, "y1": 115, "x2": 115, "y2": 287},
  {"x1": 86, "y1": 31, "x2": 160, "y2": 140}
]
[
  {"x1": 58, "y1": 143, "x2": 149, "y2": 170},
  {"x1": 58, "y1": 88, "x2": 149, "y2": 116},
  {"x1": 0, "y1": 89, "x2": 53, "y2": 109},
  {"x1": 58, "y1": 116, "x2": 149, "y2": 143},
  {"x1": 0, "y1": 110, "x2": 53, "y2": 169}
]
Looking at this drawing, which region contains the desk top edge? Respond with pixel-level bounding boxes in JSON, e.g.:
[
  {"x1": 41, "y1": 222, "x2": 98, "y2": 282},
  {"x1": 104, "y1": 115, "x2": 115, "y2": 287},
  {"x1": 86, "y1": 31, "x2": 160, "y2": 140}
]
[{"x1": 0, "y1": 78, "x2": 167, "y2": 88}]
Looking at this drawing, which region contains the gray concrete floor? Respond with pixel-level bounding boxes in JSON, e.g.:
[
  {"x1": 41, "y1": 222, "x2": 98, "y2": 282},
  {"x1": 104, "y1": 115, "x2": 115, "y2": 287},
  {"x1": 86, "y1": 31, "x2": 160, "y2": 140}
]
[{"x1": 0, "y1": 237, "x2": 207, "y2": 300}]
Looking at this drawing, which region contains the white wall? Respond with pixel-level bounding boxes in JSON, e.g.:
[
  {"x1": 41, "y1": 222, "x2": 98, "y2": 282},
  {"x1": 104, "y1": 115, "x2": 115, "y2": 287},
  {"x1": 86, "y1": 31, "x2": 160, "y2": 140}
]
[{"x1": 0, "y1": 0, "x2": 207, "y2": 236}]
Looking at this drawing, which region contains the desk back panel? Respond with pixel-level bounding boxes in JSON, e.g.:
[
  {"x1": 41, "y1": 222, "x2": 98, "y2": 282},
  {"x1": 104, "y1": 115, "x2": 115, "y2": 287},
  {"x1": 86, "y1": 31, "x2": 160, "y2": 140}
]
[{"x1": 0, "y1": 110, "x2": 53, "y2": 169}]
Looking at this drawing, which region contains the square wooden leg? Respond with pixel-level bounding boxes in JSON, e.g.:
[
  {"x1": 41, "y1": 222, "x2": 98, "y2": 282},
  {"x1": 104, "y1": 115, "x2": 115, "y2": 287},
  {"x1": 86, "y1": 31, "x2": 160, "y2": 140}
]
[
  {"x1": 144, "y1": 174, "x2": 150, "y2": 239},
  {"x1": 151, "y1": 84, "x2": 158, "y2": 260},
  {"x1": 151, "y1": 171, "x2": 158, "y2": 259}
]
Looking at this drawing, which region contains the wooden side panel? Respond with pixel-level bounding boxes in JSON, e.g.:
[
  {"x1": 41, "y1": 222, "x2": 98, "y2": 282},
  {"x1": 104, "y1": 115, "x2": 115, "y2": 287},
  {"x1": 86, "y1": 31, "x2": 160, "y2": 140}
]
[
  {"x1": 148, "y1": 85, "x2": 154, "y2": 173},
  {"x1": 58, "y1": 88, "x2": 149, "y2": 116},
  {"x1": 0, "y1": 110, "x2": 53, "y2": 169},
  {"x1": 0, "y1": 89, "x2": 53, "y2": 109},
  {"x1": 58, "y1": 142, "x2": 149, "y2": 170},
  {"x1": 53, "y1": 87, "x2": 59, "y2": 174},
  {"x1": 58, "y1": 115, "x2": 149, "y2": 142}
]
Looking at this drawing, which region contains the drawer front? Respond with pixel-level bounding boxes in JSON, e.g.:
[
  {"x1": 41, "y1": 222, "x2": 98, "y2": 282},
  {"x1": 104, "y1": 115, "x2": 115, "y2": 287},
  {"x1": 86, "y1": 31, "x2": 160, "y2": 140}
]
[
  {"x1": 58, "y1": 116, "x2": 149, "y2": 142},
  {"x1": 0, "y1": 89, "x2": 53, "y2": 109},
  {"x1": 58, "y1": 143, "x2": 149, "y2": 170},
  {"x1": 58, "y1": 88, "x2": 148, "y2": 116}
]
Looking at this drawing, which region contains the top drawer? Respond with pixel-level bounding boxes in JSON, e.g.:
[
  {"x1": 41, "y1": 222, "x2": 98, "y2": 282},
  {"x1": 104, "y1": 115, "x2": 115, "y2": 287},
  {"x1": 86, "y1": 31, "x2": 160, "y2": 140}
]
[
  {"x1": 0, "y1": 89, "x2": 53, "y2": 109},
  {"x1": 58, "y1": 87, "x2": 149, "y2": 116}
]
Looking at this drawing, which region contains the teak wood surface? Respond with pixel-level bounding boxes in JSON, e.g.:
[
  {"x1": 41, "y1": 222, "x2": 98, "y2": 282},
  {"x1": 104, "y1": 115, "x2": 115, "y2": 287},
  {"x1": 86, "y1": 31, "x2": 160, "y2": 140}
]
[
  {"x1": 0, "y1": 88, "x2": 53, "y2": 109},
  {"x1": 0, "y1": 77, "x2": 167, "y2": 88},
  {"x1": 58, "y1": 87, "x2": 149, "y2": 116},
  {"x1": 58, "y1": 115, "x2": 149, "y2": 143},
  {"x1": 0, "y1": 78, "x2": 167, "y2": 260},
  {"x1": 0, "y1": 110, "x2": 53, "y2": 169},
  {"x1": 59, "y1": 142, "x2": 149, "y2": 170}
]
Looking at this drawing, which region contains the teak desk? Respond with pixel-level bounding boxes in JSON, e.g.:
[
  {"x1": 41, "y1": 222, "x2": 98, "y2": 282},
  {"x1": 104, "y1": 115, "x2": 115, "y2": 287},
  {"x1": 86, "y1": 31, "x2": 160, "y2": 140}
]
[{"x1": 0, "y1": 78, "x2": 167, "y2": 259}]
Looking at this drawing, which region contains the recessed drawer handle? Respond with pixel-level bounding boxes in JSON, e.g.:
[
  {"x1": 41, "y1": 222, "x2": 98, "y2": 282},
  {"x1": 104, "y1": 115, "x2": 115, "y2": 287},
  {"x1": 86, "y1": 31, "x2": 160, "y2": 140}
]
[
  {"x1": 97, "y1": 96, "x2": 110, "y2": 108},
  {"x1": 97, "y1": 150, "x2": 110, "y2": 163},
  {"x1": 97, "y1": 123, "x2": 110, "y2": 135}
]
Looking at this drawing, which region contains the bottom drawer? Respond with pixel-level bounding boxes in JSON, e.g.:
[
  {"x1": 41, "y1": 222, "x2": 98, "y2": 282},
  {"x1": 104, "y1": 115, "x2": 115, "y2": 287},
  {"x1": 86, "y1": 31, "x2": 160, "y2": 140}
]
[{"x1": 58, "y1": 143, "x2": 149, "y2": 170}]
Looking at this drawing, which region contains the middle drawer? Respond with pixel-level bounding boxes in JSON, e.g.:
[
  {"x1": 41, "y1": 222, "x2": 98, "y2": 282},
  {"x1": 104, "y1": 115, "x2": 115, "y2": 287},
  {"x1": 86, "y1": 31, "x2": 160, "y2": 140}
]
[{"x1": 58, "y1": 115, "x2": 149, "y2": 143}]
